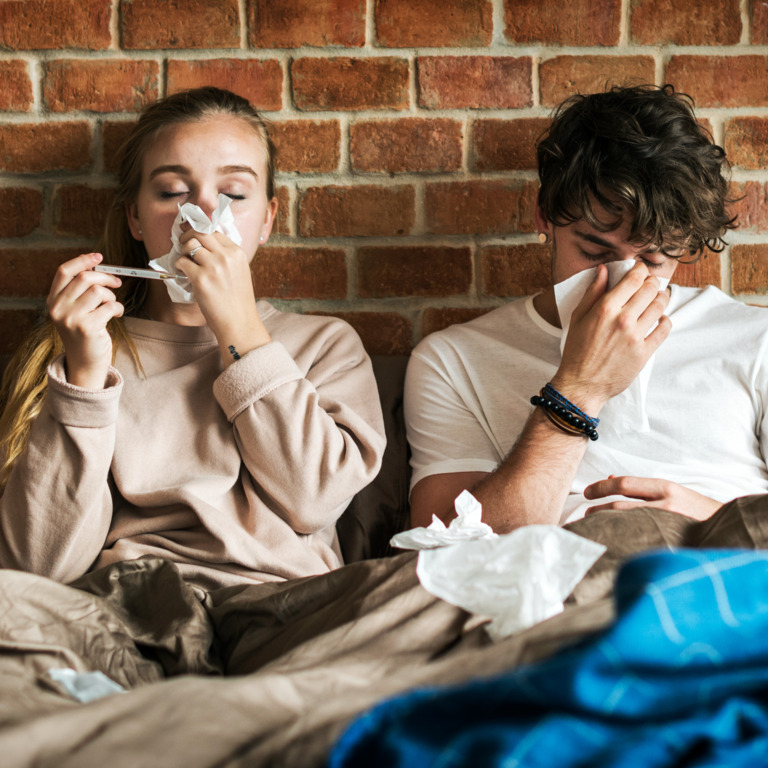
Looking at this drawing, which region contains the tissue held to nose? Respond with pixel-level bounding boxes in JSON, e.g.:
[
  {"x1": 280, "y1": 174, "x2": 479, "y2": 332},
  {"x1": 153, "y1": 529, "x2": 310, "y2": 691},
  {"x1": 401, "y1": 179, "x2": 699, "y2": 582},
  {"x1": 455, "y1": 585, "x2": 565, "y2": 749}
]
[{"x1": 149, "y1": 193, "x2": 243, "y2": 304}]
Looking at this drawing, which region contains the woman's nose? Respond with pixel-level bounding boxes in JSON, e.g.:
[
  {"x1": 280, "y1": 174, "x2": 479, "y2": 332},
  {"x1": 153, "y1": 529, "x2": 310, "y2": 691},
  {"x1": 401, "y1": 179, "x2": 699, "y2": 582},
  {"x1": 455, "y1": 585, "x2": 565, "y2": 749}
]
[{"x1": 190, "y1": 189, "x2": 218, "y2": 218}]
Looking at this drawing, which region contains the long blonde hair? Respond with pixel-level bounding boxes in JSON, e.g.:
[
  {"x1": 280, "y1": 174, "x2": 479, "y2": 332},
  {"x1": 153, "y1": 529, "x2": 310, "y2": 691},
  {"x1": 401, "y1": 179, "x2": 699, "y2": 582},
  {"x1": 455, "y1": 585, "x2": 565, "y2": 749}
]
[{"x1": 0, "y1": 87, "x2": 276, "y2": 490}]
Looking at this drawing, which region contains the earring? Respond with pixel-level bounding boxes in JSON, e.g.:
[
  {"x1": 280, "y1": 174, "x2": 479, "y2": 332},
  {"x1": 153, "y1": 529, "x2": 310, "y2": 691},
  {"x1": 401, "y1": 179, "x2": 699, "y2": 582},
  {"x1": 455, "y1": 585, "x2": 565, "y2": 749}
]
[
  {"x1": 259, "y1": 236, "x2": 265, "y2": 242},
  {"x1": 538, "y1": 232, "x2": 549, "y2": 245}
]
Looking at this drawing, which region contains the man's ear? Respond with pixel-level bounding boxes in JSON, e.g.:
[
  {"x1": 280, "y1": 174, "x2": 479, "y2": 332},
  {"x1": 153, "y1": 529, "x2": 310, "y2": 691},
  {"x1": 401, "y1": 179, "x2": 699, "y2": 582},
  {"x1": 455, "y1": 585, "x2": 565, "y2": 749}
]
[
  {"x1": 125, "y1": 202, "x2": 143, "y2": 241},
  {"x1": 534, "y1": 202, "x2": 551, "y2": 238}
]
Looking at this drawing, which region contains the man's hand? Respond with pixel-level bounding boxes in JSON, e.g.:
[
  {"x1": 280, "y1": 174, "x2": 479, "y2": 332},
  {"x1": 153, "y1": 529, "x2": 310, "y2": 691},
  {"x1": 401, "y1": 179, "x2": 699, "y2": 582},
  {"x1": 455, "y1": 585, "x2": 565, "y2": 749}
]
[
  {"x1": 584, "y1": 475, "x2": 722, "y2": 520},
  {"x1": 552, "y1": 262, "x2": 671, "y2": 416}
]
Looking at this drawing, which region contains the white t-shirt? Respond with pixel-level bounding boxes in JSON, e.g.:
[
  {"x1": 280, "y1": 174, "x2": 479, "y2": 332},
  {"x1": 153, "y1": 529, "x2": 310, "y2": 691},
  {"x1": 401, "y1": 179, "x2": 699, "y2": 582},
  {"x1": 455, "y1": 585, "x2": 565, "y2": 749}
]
[{"x1": 404, "y1": 285, "x2": 768, "y2": 524}]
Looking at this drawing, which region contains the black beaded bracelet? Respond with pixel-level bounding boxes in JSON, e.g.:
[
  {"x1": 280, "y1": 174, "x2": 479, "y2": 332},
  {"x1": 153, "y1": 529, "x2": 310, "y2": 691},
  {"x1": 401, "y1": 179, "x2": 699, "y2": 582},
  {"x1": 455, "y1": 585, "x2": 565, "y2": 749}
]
[{"x1": 530, "y1": 382, "x2": 599, "y2": 441}]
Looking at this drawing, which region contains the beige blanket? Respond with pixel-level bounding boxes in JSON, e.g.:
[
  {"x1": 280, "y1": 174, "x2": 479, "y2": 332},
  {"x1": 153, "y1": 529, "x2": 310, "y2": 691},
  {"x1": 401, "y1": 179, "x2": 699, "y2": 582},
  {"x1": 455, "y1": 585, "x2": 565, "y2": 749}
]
[{"x1": 1, "y1": 494, "x2": 767, "y2": 767}]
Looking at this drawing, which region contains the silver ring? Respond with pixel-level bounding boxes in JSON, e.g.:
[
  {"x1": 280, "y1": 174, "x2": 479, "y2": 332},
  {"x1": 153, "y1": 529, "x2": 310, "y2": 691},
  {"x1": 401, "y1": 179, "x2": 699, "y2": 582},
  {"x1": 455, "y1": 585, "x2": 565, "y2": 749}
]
[{"x1": 189, "y1": 246, "x2": 201, "y2": 258}]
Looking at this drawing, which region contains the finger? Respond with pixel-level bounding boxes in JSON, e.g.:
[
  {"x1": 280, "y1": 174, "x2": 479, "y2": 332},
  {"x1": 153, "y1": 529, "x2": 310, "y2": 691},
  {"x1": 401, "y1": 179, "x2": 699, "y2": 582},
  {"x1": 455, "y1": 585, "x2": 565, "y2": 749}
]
[
  {"x1": 641, "y1": 313, "x2": 672, "y2": 353},
  {"x1": 585, "y1": 475, "x2": 664, "y2": 501},
  {"x1": 602, "y1": 261, "x2": 651, "y2": 309},
  {"x1": 51, "y1": 284, "x2": 120, "y2": 326},
  {"x1": 49, "y1": 253, "x2": 105, "y2": 300},
  {"x1": 571, "y1": 263, "x2": 609, "y2": 321},
  {"x1": 49, "y1": 273, "x2": 122, "y2": 319}
]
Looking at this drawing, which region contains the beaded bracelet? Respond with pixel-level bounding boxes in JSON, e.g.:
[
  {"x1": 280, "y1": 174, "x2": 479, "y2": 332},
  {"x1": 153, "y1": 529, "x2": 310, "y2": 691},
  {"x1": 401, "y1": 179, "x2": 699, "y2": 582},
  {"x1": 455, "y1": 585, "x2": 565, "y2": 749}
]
[{"x1": 530, "y1": 382, "x2": 600, "y2": 441}]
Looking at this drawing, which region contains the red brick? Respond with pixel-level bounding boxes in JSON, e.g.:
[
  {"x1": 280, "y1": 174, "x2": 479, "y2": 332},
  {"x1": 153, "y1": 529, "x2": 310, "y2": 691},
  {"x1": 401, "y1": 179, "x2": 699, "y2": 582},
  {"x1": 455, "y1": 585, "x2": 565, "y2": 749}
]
[
  {"x1": 299, "y1": 185, "x2": 415, "y2": 237},
  {"x1": 44, "y1": 60, "x2": 159, "y2": 113},
  {"x1": 724, "y1": 118, "x2": 768, "y2": 171},
  {"x1": 481, "y1": 244, "x2": 551, "y2": 297},
  {"x1": 731, "y1": 245, "x2": 768, "y2": 293},
  {"x1": 539, "y1": 56, "x2": 656, "y2": 107},
  {"x1": 755, "y1": 0, "x2": 768, "y2": 44},
  {"x1": 292, "y1": 58, "x2": 409, "y2": 111},
  {"x1": 0, "y1": 123, "x2": 92, "y2": 173},
  {"x1": 425, "y1": 181, "x2": 538, "y2": 236},
  {"x1": 357, "y1": 247, "x2": 472, "y2": 298},
  {"x1": 248, "y1": 0, "x2": 365, "y2": 48},
  {"x1": 167, "y1": 60, "x2": 283, "y2": 112},
  {"x1": 251, "y1": 247, "x2": 346, "y2": 299},
  {"x1": 376, "y1": 0, "x2": 492, "y2": 47},
  {"x1": 53, "y1": 186, "x2": 116, "y2": 238},
  {"x1": 122, "y1": 0, "x2": 239, "y2": 49},
  {"x1": 350, "y1": 119, "x2": 462, "y2": 174},
  {"x1": 273, "y1": 186, "x2": 291, "y2": 236},
  {"x1": 422, "y1": 307, "x2": 493, "y2": 337},
  {"x1": 729, "y1": 182, "x2": 768, "y2": 233},
  {"x1": 631, "y1": 0, "x2": 740, "y2": 45},
  {"x1": 0, "y1": 249, "x2": 79, "y2": 298},
  {"x1": 665, "y1": 57, "x2": 768, "y2": 108},
  {"x1": 0, "y1": 188, "x2": 43, "y2": 238},
  {"x1": 271, "y1": 121, "x2": 340, "y2": 173},
  {"x1": 504, "y1": 0, "x2": 621, "y2": 45},
  {"x1": 472, "y1": 118, "x2": 549, "y2": 172},
  {"x1": 418, "y1": 57, "x2": 532, "y2": 110},
  {"x1": 102, "y1": 121, "x2": 137, "y2": 174},
  {"x1": 314, "y1": 311, "x2": 412, "y2": 355},
  {"x1": 0, "y1": 0, "x2": 111, "y2": 50},
  {"x1": 672, "y1": 253, "x2": 721, "y2": 288},
  {"x1": 0, "y1": 61, "x2": 33, "y2": 111},
  {"x1": 0, "y1": 309, "x2": 39, "y2": 357}
]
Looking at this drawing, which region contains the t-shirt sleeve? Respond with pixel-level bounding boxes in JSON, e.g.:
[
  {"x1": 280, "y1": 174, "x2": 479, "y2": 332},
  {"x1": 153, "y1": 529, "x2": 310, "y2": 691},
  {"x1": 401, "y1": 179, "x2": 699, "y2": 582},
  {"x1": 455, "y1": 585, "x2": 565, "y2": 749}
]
[{"x1": 404, "y1": 346, "x2": 501, "y2": 492}]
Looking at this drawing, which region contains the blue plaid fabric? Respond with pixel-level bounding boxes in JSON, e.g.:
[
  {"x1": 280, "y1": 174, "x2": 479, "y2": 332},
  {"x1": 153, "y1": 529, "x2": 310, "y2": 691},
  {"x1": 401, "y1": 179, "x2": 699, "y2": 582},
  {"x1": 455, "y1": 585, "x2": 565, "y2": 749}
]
[{"x1": 330, "y1": 549, "x2": 768, "y2": 767}]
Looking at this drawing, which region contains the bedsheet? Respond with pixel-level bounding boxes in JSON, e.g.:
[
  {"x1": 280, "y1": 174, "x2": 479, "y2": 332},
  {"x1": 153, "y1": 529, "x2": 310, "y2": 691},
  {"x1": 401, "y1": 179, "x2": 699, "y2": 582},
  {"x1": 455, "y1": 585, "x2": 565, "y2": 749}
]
[
  {"x1": 331, "y1": 548, "x2": 768, "y2": 767},
  {"x1": 0, "y1": 494, "x2": 766, "y2": 766}
]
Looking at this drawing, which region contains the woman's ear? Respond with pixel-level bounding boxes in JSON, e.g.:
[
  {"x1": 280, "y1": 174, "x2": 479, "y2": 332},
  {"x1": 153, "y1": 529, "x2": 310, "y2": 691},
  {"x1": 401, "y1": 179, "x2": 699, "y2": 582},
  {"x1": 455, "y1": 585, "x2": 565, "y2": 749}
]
[
  {"x1": 125, "y1": 202, "x2": 143, "y2": 241},
  {"x1": 258, "y1": 197, "x2": 279, "y2": 245}
]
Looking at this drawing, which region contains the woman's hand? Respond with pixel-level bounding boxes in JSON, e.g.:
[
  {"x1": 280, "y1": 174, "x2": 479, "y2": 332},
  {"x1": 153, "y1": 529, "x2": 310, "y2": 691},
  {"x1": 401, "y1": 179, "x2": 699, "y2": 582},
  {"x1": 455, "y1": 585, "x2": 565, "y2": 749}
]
[
  {"x1": 47, "y1": 253, "x2": 124, "y2": 389},
  {"x1": 175, "y1": 225, "x2": 271, "y2": 364},
  {"x1": 552, "y1": 262, "x2": 672, "y2": 415},
  {"x1": 584, "y1": 475, "x2": 722, "y2": 520}
]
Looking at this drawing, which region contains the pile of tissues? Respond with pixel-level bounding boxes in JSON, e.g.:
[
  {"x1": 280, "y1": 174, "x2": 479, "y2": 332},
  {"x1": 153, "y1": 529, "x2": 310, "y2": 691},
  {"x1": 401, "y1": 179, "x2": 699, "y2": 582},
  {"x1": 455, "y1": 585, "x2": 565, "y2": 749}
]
[{"x1": 391, "y1": 491, "x2": 606, "y2": 640}]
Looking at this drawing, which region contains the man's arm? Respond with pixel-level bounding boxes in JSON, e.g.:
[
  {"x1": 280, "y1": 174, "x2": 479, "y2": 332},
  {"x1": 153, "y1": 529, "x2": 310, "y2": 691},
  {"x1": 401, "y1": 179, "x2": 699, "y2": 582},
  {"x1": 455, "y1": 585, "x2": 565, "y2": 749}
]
[{"x1": 409, "y1": 263, "x2": 671, "y2": 533}]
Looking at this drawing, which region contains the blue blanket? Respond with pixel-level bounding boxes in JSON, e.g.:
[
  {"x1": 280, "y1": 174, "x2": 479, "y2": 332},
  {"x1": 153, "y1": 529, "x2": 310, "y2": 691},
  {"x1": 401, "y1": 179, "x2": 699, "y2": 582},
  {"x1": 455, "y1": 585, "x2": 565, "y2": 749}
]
[{"x1": 330, "y1": 549, "x2": 768, "y2": 767}]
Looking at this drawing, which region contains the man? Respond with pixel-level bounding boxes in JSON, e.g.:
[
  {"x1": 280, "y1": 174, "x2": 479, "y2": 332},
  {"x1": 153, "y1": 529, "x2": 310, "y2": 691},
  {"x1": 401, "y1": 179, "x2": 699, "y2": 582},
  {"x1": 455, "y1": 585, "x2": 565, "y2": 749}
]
[{"x1": 405, "y1": 84, "x2": 768, "y2": 532}]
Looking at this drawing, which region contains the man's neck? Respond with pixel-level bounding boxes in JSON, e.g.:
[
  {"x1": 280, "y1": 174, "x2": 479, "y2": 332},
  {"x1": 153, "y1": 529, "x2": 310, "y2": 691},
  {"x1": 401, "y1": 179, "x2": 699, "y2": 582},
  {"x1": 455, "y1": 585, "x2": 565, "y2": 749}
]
[{"x1": 532, "y1": 287, "x2": 560, "y2": 328}]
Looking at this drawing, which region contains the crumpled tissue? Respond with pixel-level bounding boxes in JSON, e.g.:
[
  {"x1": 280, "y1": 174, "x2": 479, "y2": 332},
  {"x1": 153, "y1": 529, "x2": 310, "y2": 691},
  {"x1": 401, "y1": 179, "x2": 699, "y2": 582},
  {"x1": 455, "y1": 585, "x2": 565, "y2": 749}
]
[
  {"x1": 45, "y1": 667, "x2": 126, "y2": 704},
  {"x1": 390, "y1": 490, "x2": 497, "y2": 550},
  {"x1": 417, "y1": 525, "x2": 606, "y2": 641},
  {"x1": 149, "y1": 193, "x2": 243, "y2": 304},
  {"x1": 554, "y1": 259, "x2": 670, "y2": 435}
]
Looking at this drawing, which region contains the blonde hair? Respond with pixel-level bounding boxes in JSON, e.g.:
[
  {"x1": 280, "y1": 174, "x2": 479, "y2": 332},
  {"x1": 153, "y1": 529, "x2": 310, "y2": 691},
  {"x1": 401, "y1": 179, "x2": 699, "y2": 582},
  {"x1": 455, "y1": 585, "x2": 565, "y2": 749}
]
[{"x1": 0, "y1": 87, "x2": 276, "y2": 490}]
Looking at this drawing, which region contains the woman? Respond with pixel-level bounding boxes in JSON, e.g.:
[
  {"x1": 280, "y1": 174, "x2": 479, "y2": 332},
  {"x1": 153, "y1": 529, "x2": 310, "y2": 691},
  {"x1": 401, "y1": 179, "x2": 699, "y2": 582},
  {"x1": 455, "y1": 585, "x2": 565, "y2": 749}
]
[{"x1": 0, "y1": 87, "x2": 385, "y2": 589}]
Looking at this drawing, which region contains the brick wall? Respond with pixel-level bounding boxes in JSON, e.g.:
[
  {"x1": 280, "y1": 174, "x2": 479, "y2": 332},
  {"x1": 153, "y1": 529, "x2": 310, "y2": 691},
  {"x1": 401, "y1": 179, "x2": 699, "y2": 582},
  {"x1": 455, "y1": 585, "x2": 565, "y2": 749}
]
[{"x1": 1, "y1": 0, "x2": 767, "y2": 358}]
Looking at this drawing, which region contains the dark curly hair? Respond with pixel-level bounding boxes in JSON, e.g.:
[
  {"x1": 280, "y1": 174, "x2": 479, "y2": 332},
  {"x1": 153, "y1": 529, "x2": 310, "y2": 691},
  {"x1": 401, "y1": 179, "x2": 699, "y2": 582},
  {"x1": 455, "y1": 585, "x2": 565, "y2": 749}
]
[{"x1": 536, "y1": 84, "x2": 737, "y2": 258}]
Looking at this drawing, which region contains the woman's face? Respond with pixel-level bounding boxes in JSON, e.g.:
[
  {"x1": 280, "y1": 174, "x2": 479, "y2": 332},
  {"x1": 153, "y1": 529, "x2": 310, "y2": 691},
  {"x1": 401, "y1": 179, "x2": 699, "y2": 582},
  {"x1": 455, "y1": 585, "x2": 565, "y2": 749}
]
[{"x1": 126, "y1": 115, "x2": 277, "y2": 264}]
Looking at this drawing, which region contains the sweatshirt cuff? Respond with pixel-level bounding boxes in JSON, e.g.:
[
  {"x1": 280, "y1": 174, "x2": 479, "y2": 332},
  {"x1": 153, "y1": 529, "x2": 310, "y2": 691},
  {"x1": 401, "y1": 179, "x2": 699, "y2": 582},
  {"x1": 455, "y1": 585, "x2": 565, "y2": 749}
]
[
  {"x1": 46, "y1": 356, "x2": 123, "y2": 428},
  {"x1": 213, "y1": 341, "x2": 303, "y2": 421}
]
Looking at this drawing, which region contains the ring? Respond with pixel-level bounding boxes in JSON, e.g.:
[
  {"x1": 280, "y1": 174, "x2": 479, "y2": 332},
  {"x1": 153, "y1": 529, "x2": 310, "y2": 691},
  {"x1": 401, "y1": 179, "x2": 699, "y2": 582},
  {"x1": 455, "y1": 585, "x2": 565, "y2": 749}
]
[{"x1": 189, "y1": 246, "x2": 201, "y2": 258}]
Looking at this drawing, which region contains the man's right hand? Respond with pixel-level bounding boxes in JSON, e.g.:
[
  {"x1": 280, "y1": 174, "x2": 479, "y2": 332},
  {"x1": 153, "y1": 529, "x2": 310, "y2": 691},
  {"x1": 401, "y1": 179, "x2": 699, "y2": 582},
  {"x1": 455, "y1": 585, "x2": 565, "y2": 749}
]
[
  {"x1": 47, "y1": 253, "x2": 124, "y2": 389},
  {"x1": 551, "y1": 261, "x2": 671, "y2": 416}
]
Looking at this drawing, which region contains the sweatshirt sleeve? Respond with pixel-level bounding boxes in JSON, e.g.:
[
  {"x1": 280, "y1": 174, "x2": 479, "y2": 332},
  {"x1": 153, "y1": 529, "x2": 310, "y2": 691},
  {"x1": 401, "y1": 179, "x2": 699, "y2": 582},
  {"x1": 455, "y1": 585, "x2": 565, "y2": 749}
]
[
  {"x1": 0, "y1": 357, "x2": 121, "y2": 582},
  {"x1": 213, "y1": 322, "x2": 386, "y2": 534}
]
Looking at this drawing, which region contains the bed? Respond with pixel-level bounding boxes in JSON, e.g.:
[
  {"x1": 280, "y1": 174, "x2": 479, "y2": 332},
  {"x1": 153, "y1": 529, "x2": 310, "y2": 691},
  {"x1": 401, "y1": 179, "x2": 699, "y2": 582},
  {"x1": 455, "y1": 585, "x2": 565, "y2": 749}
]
[{"x1": 1, "y1": 355, "x2": 768, "y2": 767}]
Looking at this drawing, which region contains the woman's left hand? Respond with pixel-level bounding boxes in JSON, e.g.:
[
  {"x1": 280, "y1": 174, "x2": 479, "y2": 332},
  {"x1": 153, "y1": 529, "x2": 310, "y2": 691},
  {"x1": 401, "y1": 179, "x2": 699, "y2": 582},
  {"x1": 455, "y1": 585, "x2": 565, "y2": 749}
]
[
  {"x1": 175, "y1": 225, "x2": 271, "y2": 363},
  {"x1": 583, "y1": 475, "x2": 723, "y2": 520}
]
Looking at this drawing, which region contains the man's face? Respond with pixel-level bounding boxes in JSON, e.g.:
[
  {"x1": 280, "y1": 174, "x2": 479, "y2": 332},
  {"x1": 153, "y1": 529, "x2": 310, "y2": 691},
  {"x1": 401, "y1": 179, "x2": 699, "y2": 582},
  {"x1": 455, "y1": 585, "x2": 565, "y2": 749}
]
[{"x1": 539, "y1": 206, "x2": 681, "y2": 286}]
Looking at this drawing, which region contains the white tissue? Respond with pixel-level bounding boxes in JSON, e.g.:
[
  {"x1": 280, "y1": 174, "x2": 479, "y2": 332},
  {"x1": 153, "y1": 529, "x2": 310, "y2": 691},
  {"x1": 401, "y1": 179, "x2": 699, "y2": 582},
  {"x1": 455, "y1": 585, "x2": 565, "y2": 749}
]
[
  {"x1": 46, "y1": 668, "x2": 126, "y2": 703},
  {"x1": 149, "y1": 193, "x2": 243, "y2": 304},
  {"x1": 554, "y1": 260, "x2": 670, "y2": 435},
  {"x1": 416, "y1": 526, "x2": 606, "y2": 641},
  {"x1": 390, "y1": 489, "x2": 497, "y2": 550}
]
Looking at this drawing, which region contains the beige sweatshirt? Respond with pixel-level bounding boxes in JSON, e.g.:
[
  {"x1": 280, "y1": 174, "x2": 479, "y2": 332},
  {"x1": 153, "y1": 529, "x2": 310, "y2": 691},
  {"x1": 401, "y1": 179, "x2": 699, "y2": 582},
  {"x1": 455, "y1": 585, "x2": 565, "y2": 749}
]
[{"x1": 0, "y1": 302, "x2": 386, "y2": 590}]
